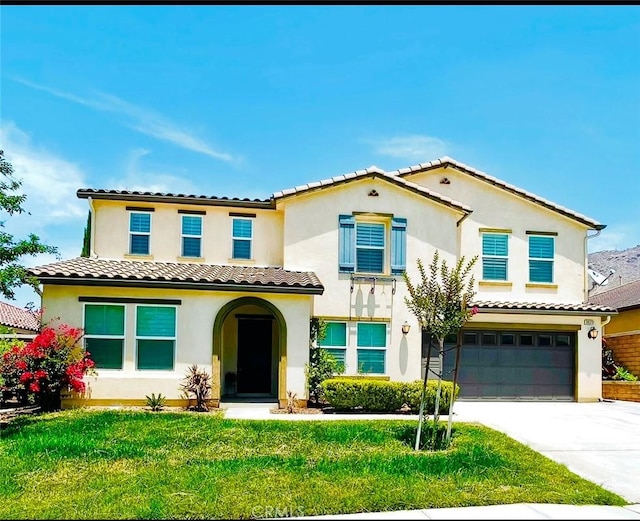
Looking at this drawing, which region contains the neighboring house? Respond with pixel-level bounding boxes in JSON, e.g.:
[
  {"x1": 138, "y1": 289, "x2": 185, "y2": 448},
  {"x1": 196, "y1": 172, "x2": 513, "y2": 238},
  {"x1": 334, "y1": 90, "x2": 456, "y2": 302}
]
[
  {"x1": 28, "y1": 156, "x2": 615, "y2": 407},
  {"x1": 590, "y1": 279, "x2": 640, "y2": 377},
  {"x1": 0, "y1": 301, "x2": 40, "y2": 338}
]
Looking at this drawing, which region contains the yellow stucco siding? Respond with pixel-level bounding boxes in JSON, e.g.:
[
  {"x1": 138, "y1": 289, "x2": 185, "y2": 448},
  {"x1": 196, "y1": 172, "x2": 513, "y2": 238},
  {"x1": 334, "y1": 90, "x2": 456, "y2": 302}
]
[
  {"x1": 405, "y1": 167, "x2": 590, "y2": 303},
  {"x1": 605, "y1": 308, "x2": 640, "y2": 335},
  {"x1": 41, "y1": 284, "x2": 312, "y2": 402},
  {"x1": 92, "y1": 199, "x2": 284, "y2": 266}
]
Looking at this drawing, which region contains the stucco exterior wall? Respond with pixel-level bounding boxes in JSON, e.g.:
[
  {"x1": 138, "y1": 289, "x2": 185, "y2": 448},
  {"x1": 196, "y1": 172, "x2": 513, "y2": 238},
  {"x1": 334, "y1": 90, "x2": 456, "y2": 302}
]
[
  {"x1": 605, "y1": 308, "x2": 640, "y2": 335},
  {"x1": 280, "y1": 177, "x2": 463, "y2": 382},
  {"x1": 91, "y1": 200, "x2": 284, "y2": 267},
  {"x1": 405, "y1": 167, "x2": 590, "y2": 304},
  {"x1": 41, "y1": 284, "x2": 312, "y2": 404}
]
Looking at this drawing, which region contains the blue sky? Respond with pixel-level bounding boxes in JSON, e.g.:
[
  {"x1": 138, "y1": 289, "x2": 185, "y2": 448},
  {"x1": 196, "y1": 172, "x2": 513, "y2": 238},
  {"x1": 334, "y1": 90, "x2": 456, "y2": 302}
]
[{"x1": 1, "y1": 5, "x2": 639, "y2": 309}]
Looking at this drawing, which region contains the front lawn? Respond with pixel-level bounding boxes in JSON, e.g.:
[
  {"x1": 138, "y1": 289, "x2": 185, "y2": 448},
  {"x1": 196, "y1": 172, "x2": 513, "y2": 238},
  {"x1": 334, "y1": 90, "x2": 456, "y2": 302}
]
[{"x1": 0, "y1": 410, "x2": 626, "y2": 519}]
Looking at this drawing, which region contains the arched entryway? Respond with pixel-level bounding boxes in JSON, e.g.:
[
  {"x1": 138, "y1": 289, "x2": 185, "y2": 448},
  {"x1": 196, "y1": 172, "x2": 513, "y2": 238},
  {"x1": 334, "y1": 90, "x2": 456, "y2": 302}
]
[{"x1": 212, "y1": 297, "x2": 287, "y2": 406}]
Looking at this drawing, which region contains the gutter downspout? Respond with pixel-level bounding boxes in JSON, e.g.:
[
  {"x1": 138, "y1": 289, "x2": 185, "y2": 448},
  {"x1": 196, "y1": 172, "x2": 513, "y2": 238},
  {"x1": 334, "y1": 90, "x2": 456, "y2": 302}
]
[
  {"x1": 456, "y1": 211, "x2": 472, "y2": 262},
  {"x1": 601, "y1": 314, "x2": 612, "y2": 336},
  {"x1": 88, "y1": 196, "x2": 97, "y2": 258},
  {"x1": 584, "y1": 228, "x2": 602, "y2": 303}
]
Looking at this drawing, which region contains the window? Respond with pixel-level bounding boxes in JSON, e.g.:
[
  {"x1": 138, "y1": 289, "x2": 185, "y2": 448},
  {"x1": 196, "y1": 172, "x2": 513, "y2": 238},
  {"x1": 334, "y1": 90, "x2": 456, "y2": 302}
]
[
  {"x1": 84, "y1": 305, "x2": 125, "y2": 369},
  {"x1": 356, "y1": 222, "x2": 385, "y2": 273},
  {"x1": 181, "y1": 215, "x2": 202, "y2": 257},
  {"x1": 136, "y1": 306, "x2": 176, "y2": 370},
  {"x1": 529, "y1": 235, "x2": 554, "y2": 283},
  {"x1": 129, "y1": 212, "x2": 151, "y2": 255},
  {"x1": 319, "y1": 322, "x2": 347, "y2": 373},
  {"x1": 357, "y1": 322, "x2": 386, "y2": 374},
  {"x1": 338, "y1": 215, "x2": 406, "y2": 275},
  {"x1": 232, "y1": 218, "x2": 252, "y2": 260},
  {"x1": 482, "y1": 233, "x2": 508, "y2": 280}
]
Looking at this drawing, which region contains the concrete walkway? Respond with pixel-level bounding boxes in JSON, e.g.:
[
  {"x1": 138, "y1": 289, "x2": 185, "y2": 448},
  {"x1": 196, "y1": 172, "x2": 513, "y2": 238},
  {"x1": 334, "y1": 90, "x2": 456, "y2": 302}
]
[{"x1": 222, "y1": 400, "x2": 640, "y2": 519}]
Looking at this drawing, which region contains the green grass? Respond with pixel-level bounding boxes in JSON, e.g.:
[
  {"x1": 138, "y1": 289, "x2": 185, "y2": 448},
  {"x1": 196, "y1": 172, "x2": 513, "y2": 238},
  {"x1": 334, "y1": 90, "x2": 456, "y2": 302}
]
[{"x1": 0, "y1": 410, "x2": 626, "y2": 519}]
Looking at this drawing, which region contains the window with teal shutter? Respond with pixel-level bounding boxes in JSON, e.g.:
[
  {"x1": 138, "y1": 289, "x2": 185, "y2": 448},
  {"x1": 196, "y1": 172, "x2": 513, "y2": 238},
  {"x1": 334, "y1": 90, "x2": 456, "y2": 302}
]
[
  {"x1": 482, "y1": 233, "x2": 508, "y2": 280},
  {"x1": 136, "y1": 306, "x2": 176, "y2": 370},
  {"x1": 356, "y1": 223, "x2": 385, "y2": 273},
  {"x1": 338, "y1": 215, "x2": 355, "y2": 272},
  {"x1": 181, "y1": 215, "x2": 202, "y2": 257},
  {"x1": 232, "y1": 218, "x2": 252, "y2": 259},
  {"x1": 528, "y1": 235, "x2": 554, "y2": 283},
  {"x1": 319, "y1": 322, "x2": 347, "y2": 373},
  {"x1": 391, "y1": 217, "x2": 407, "y2": 275},
  {"x1": 129, "y1": 212, "x2": 151, "y2": 255},
  {"x1": 356, "y1": 322, "x2": 386, "y2": 374},
  {"x1": 84, "y1": 304, "x2": 125, "y2": 369}
]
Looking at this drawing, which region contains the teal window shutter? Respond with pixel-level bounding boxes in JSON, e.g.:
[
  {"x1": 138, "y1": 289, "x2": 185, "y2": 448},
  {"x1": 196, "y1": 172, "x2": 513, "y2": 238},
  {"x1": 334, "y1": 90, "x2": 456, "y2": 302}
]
[
  {"x1": 482, "y1": 233, "x2": 508, "y2": 280},
  {"x1": 391, "y1": 217, "x2": 407, "y2": 275},
  {"x1": 529, "y1": 236, "x2": 554, "y2": 283},
  {"x1": 319, "y1": 322, "x2": 347, "y2": 347},
  {"x1": 338, "y1": 215, "x2": 356, "y2": 272},
  {"x1": 136, "y1": 306, "x2": 176, "y2": 337}
]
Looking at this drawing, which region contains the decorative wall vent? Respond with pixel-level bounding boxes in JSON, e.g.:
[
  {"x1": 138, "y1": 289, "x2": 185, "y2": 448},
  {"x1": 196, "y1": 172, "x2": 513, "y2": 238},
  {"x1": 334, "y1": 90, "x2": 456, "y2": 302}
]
[
  {"x1": 368, "y1": 189, "x2": 379, "y2": 197},
  {"x1": 440, "y1": 177, "x2": 451, "y2": 185}
]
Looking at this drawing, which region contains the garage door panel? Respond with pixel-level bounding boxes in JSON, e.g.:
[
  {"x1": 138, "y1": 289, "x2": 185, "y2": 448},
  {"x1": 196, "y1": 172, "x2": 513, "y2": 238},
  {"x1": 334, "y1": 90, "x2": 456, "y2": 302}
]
[{"x1": 443, "y1": 330, "x2": 575, "y2": 401}]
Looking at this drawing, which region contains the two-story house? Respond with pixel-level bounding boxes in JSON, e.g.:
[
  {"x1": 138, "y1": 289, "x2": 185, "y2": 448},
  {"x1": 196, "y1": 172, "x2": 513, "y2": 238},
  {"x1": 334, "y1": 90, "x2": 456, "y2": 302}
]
[{"x1": 29, "y1": 157, "x2": 615, "y2": 407}]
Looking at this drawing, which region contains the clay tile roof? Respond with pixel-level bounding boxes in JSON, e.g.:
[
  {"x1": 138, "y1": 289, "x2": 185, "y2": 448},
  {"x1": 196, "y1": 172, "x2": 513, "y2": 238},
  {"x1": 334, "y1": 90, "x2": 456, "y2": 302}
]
[
  {"x1": 391, "y1": 156, "x2": 605, "y2": 230},
  {"x1": 0, "y1": 301, "x2": 40, "y2": 332},
  {"x1": 28, "y1": 258, "x2": 324, "y2": 295},
  {"x1": 76, "y1": 189, "x2": 274, "y2": 209},
  {"x1": 472, "y1": 300, "x2": 616, "y2": 315},
  {"x1": 272, "y1": 167, "x2": 472, "y2": 214},
  {"x1": 589, "y1": 279, "x2": 640, "y2": 311}
]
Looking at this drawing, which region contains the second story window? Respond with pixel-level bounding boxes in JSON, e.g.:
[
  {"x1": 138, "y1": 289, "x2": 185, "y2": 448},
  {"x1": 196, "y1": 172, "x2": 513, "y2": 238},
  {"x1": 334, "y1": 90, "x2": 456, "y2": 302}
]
[
  {"x1": 529, "y1": 235, "x2": 555, "y2": 283},
  {"x1": 356, "y1": 222, "x2": 385, "y2": 273},
  {"x1": 482, "y1": 233, "x2": 509, "y2": 281},
  {"x1": 129, "y1": 212, "x2": 151, "y2": 255},
  {"x1": 181, "y1": 215, "x2": 202, "y2": 258},
  {"x1": 339, "y1": 215, "x2": 406, "y2": 275},
  {"x1": 232, "y1": 218, "x2": 252, "y2": 260}
]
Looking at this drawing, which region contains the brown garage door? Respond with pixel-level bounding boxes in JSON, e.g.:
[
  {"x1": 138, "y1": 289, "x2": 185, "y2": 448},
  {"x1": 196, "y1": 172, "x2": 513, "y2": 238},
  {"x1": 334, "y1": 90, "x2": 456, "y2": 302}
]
[{"x1": 441, "y1": 330, "x2": 575, "y2": 401}]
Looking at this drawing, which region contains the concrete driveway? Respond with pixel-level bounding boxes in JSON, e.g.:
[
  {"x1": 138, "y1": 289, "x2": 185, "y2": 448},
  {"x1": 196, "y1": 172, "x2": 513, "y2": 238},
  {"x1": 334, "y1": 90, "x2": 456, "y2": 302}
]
[{"x1": 451, "y1": 400, "x2": 640, "y2": 503}]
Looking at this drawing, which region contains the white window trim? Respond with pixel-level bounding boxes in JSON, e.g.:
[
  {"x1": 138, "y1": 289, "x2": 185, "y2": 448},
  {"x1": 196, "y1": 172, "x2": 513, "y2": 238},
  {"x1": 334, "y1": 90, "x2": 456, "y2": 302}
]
[
  {"x1": 82, "y1": 303, "x2": 126, "y2": 371},
  {"x1": 134, "y1": 304, "x2": 178, "y2": 372},
  {"x1": 181, "y1": 215, "x2": 203, "y2": 258},
  {"x1": 528, "y1": 235, "x2": 555, "y2": 283},
  {"x1": 232, "y1": 217, "x2": 253, "y2": 260},
  {"x1": 129, "y1": 211, "x2": 152, "y2": 255},
  {"x1": 482, "y1": 232, "x2": 509, "y2": 281},
  {"x1": 355, "y1": 219, "x2": 387, "y2": 275}
]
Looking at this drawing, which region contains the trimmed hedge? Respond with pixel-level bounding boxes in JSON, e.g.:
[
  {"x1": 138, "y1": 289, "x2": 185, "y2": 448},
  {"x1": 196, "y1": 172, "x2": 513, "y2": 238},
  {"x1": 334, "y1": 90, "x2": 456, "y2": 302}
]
[{"x1": 320, "y1": 378, "x2": 459, "y2": 414}]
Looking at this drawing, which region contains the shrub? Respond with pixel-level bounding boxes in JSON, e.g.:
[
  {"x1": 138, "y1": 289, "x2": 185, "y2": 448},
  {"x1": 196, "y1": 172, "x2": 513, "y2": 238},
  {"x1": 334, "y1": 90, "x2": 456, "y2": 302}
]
[
  {"x1": 613, "y1": 366, "x2": 638, "y2": 382},
  {"x1": 145, "y1": 393, "x2": 167, "y2": 412},
  {"x1": 179, "y1": 364, "x2": 212, "y2": 411},
  {"x1": 321, "y1": 378, "x2": 459, "y2": 414},
  {"x1": 305, "y1": 348, "x2": 341, "y2": 404},
  {"x1": 0, "y1": 323, "x2": 95, "y2": 411}
]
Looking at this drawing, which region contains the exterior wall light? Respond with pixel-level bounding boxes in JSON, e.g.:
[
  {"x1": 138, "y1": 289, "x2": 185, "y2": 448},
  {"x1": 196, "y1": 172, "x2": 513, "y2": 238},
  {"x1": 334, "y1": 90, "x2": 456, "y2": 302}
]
[
  {"x1": 588, "y1": 327, "x2": 599, "y2": 340},
  {"x1": 401, "y1": 321, "x2": 411, "y2": 335}
]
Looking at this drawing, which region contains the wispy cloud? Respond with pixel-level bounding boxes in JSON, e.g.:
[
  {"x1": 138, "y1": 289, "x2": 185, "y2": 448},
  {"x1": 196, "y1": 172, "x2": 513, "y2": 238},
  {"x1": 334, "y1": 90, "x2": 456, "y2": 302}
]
[
  {"x1": 588, "y1": 224, "x2": 640, "y2": 253},
  {"x1": 0, "y1": 121, "x2": 86, "y2": 223},
  {"x1": 13, "y1": 76, "x2": 234, "y2": 162},
  {"x1": 363, "y1": 135, "x2": 450, "y2": 162},
  {"x1": 107, "y1": 148, "x2": 201, "y2": 194}
]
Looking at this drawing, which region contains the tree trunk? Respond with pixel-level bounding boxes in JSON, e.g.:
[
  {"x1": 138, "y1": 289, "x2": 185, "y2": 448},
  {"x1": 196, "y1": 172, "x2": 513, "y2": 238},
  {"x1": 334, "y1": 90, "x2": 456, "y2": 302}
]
[
  {"x1": 431, "y1": 336, "x2": 445, "y2": 449},
  {"x1": 414, "y1": 330, "x2": 432, "y2": 451},
  {"x1": 39, "y1": 389, "x2": 62, "y2": 412},
  {"x1": 445, "y1": 330, "x2": 462, "y2": 446}
]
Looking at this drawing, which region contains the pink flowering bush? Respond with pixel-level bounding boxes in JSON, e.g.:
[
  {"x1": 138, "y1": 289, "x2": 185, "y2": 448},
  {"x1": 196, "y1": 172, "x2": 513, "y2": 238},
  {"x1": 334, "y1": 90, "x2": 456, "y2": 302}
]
[{"x1": 0, "y1": 323, "x2": 95, "y2": 411}]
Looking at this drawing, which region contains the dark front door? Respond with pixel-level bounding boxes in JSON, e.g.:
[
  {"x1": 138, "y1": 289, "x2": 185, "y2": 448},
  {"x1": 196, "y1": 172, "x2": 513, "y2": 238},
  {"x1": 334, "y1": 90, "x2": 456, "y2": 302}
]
[{"x1": 237, "y1": 318, "x2": 273, "y2": 394}]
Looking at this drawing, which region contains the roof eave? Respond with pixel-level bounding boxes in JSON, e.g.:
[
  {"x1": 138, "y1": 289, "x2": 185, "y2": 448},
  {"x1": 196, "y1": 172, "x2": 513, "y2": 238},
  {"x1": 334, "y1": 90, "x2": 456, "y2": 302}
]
[
  {"x1": 475, "y1": 307, "x2": 617, "y2": 317},
  {"x1": 77, "y1": 190, "x2": 275, "y2": 209},
  {"x1": 34, "y1": 276, "x2": 324, "y2": 296}
]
